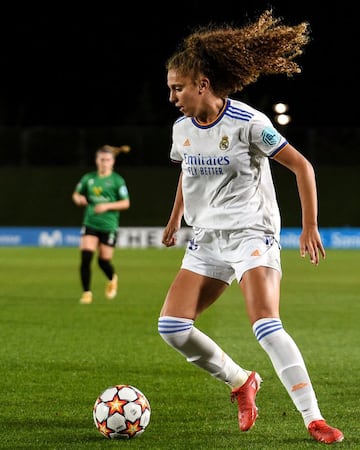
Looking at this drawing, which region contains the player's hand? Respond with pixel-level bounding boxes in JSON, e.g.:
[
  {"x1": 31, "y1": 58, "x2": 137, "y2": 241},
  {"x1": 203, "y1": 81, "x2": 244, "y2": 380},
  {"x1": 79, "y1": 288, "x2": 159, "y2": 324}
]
[
  {"x1": 75, "y1": 194, "x2": 88, "y2": 206},
  {"x1": 299, "y1": 227, "x2": 326, "y2": 265},
  {"x1": 162, "y1": 223, "x2": 179, "y2": 247},
  {"x1": 94, "y1": 204, "x2": 108, "y2": 214}
]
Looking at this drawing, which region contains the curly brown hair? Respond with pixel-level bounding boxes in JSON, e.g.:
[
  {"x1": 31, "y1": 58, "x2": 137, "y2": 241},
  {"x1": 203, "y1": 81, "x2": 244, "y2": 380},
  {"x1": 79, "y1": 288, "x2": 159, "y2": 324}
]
[{"x1": 166, "y1": 9, "x2": 310, "y2": 97}]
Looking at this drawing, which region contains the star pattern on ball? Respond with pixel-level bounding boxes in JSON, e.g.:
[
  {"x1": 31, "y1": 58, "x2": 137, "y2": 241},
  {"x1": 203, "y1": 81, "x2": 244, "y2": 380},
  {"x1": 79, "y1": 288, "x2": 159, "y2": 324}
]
[{"x1": 107, "y1": 396, "x2": 127, "y2": 415}]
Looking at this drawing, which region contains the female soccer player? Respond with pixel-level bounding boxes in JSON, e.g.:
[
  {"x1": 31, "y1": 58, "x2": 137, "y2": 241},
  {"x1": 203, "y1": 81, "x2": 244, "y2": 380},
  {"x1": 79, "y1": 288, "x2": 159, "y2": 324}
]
[
  {"x1": 158, "y1": 10, "x2": 343, "y2": 445},
  {"x1": 72, "y1": 145, "x2": 130, "y2": 304}
]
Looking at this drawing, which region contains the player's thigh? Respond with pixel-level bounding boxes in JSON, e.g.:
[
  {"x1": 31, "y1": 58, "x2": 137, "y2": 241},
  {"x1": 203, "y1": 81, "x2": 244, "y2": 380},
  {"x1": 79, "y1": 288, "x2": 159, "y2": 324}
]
[
  {"x1": 239, "y1": 266, "x2": 281, "y2": 324},
  {"x1": 80, "y1": 234, "x2": 99, "y2": 251},
  {"x1": 160, "y1": 268, "x2": 227, "y2": 320}
]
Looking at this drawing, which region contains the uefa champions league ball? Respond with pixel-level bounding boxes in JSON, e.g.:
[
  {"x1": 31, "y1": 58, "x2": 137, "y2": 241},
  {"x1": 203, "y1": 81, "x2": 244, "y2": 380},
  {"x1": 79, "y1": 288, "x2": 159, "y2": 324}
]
[{"x1": 93, "y1": 384, "x2": 151, "y2": 439}]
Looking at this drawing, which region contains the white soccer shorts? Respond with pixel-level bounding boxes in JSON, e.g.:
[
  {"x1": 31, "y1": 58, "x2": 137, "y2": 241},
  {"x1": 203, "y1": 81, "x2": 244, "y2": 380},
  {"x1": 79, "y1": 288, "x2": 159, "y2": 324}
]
[{"x1": 181, "y1": 228, "x2": 282, "y2": 284}]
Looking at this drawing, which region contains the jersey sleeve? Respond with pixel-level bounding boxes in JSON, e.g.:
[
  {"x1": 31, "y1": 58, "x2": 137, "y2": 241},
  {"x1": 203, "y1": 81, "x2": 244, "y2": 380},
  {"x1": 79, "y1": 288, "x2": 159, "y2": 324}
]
[
  {"x1": 74, "y1": 173, "x2": 89, "y2": 195},
  {"x1": 116, "y1": 175, "x2": 130, "y2": 200},
  {"x1": 169, "y1": 117, "x2": 186, "y2": 163},
  {"x1": 249, "y1": 114, "x2": 288, "y2": 158}
]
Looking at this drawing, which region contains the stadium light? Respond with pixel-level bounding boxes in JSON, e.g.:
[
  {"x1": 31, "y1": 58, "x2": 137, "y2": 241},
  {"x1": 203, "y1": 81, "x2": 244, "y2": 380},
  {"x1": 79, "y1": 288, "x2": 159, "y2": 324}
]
[
  {"x1": 273, "y1": 102, "x2": 291, "y2": 126},
  {"x1": 273, "y1": 102, "x2": 288, "y2": 114}
]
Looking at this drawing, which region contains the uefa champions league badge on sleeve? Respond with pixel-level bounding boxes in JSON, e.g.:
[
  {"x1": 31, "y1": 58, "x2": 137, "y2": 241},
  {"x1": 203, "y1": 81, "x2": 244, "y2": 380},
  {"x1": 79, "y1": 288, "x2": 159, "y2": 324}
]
[{"x1": 261, "y1": 127, "x2": 281, "y2": 146}]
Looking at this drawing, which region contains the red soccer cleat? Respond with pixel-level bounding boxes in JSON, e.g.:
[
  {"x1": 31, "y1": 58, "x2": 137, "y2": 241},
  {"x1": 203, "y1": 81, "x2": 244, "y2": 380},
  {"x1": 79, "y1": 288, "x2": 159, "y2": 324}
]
[
  {"x1": 308, "y1": 420, "x2": 344, "y2": 444},
  {"x1": 231, "y1": 371, "x2": 262, "y2": 431}
]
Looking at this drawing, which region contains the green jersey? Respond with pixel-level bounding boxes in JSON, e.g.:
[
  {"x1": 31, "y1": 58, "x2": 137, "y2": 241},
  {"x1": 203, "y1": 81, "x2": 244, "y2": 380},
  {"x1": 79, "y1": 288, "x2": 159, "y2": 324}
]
[{"x1": 75, "y1": 171, "x2": 129, "y2": 232}]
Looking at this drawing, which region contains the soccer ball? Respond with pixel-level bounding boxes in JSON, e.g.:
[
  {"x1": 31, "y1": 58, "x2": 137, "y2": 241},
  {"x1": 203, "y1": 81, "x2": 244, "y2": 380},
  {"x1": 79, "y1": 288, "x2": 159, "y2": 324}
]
[{"x1": 93, "y1": 384, "x2": 151, "y2": 439}]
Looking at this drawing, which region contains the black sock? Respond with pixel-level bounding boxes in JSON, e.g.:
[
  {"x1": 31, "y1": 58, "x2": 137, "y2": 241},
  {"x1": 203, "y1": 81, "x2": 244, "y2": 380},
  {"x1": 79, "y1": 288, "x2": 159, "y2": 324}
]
[
  {"x1": 80, "y1": 250, "x2": 93, "y2": 291},
  {"x1": 98, "y1": 257, "x2": 114, "y2": 280}
]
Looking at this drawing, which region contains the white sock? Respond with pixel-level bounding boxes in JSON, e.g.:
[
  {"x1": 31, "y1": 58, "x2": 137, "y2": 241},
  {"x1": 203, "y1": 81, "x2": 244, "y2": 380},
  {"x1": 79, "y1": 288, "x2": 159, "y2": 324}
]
[
  {"x1": 253, "y1": 318, "x2": 323, "y2": 427},
  {"x1": 158, "y1": 316, "x2": 249, "y2": 388}
]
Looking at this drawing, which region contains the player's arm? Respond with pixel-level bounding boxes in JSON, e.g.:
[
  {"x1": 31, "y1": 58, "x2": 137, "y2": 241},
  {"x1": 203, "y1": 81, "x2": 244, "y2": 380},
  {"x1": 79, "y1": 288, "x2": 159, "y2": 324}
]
[
  {"x1": 162, "y1": 171, "x2": 184, "y2": 247},
  {"x1": 72, "y1": 191, "x2": 88, "y2": 207},
  {"x1": 273, "y1": 143, "x2": 325, "y2": 265},
  {"x1": 94, "y1": 182, "x2": 130, "y2": 213},
  {"x1": 94, "y1": 198, "x2": 130, "y2": 213}
]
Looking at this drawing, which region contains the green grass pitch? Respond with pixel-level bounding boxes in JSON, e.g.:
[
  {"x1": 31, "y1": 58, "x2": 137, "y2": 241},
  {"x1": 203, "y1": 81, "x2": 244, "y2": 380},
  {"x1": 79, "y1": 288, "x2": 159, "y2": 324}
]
[{"x1": 0, "y1": 247, "x2": 359, "y2": 449}]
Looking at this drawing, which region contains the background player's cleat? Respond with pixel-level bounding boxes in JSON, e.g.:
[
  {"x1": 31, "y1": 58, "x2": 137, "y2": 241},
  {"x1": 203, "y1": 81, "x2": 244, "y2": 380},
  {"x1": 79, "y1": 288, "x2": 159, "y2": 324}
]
[
  {"x1": 105, "y1": 274, "x2": 118, "y2": 299},
  {"x1": 308, "y1": 420, "x2": 344, "y2": 444},
  {"x1": 80, "y1": 291, "x2": 93, "y2": 304},
  {"x1": 231, "y1": 371, "x2": 262, "y2": 431}
]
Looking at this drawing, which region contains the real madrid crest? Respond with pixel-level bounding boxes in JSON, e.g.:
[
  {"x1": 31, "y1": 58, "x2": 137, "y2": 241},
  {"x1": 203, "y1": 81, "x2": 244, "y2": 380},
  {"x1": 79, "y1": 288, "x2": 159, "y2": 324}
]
[{"x1": 219, "y1": 136, "x2": 230, "y2": 151}]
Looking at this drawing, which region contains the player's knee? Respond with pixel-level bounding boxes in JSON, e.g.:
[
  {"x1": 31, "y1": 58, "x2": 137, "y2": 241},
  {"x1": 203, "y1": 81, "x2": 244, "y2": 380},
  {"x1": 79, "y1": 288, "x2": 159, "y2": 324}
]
[
  {"x1": 158, "y1": 316, "x2": 194, "y2": 349},
  {"x1": 98, "y1": 257, "x2": 112, "y2": 271}
]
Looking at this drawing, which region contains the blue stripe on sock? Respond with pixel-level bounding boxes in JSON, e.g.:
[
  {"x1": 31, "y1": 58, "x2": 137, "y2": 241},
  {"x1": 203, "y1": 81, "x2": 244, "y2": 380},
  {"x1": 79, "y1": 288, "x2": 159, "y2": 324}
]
[
  {"x1": 254, "y1": 319, "x2": 283, "y2": 341},
  {"x1": 158, "y1": 318, "x2": 193, "y2": 334}
]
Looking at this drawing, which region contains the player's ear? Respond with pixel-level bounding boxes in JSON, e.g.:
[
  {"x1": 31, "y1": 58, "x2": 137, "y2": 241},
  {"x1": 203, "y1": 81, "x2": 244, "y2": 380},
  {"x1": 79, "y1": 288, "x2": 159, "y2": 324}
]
[{"x1": 199, "y1": 78, "x2": 209, "y2": 93}]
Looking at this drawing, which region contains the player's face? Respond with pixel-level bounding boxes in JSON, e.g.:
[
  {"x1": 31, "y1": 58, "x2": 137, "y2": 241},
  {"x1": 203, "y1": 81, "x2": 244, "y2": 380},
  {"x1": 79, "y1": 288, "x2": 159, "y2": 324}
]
[
  {"x1": 96, "y1": 152, "x2": 114, "y2": 175},
  {"x1": 167, "y1": 69, "x2": 203, "y2": 117}
]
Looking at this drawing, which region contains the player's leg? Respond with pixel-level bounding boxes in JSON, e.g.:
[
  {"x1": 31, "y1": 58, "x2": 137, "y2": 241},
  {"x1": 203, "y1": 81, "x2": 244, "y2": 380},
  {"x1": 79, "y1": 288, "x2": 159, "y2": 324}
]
[
  {"x1": 98, "y1": 235, "x2": 118, "y2": 299},
  {"x1": 79, "y1": 233, "x2": 98, "y2": 304},
  {"x1": 240, "y1": 265, "x2": 343, "y2": 443},
  {"x1": 158, "y1": 268, "x2": 259, "y2": 431}
]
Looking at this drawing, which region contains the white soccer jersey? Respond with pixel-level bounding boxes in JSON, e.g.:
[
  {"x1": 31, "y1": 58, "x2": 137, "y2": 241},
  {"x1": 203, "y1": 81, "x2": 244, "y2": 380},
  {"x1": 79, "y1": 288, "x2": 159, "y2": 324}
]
[{"x1": 170, "y1": 98, "x2": 288, "y2": 238}]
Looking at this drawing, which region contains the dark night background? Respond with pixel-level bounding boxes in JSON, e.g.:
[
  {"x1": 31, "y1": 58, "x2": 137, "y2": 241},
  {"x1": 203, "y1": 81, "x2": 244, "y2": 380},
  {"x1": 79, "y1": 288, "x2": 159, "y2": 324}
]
[
  {"x1": 0, "y1": 2, "x2": 359, "y2": 228},
  {"x1": 0, "y1": 1, "x2": 358, "y2": 129}
]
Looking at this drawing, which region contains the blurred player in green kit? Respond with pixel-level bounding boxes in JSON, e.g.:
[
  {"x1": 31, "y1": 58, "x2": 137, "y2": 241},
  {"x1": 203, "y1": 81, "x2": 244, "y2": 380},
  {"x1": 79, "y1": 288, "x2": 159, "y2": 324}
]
[{"x1": 72, "y1": 145, "x2": 130, "y2": 304}]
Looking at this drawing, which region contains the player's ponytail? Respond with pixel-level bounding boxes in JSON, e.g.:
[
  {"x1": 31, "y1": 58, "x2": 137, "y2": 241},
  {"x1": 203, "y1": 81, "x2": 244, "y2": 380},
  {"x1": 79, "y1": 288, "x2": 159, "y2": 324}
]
[
  {"x1": 98, "y1": 144, "x2": 131, "y2": 157},
  {"x1": 112, "y1": 145, "x2": 131, "y2": 156}
]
